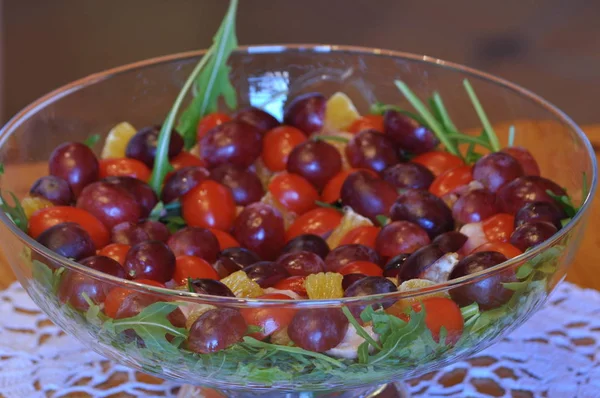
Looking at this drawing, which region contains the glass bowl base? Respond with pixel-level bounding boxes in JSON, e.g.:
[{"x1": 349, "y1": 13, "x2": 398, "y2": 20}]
[{"x1": 177, "y1": 383, "x2": 410, "y2": 398}]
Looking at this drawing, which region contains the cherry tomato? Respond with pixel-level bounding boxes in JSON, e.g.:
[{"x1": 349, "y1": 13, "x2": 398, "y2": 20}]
[
  {"x1": 182, "y1": 180, "x2": 236, "y2": 231},
  {"x1": 103, "y1": 279, "x2": 165, "y2": 318},
  {"x1": 429, "y1": 166, "x2": 473, "y2": 197},
  {"x1": 274, "y1": 276, "x2": 307, "y2": 297},
  {"x1": 171, "y1": 151, "x2": 206, "y2": 170},
  {"x1": 173, "y1": 255, "x2": 219, "y2": 285},
  {"x1": 482, "y1": 213, "x2": 515, "y2": 243},
  {"x1": 197, "y1": 112, "x2": 231, "y2": 141},
  {"x1": 338, "y1": 261, "x2": 383, "y2": 277},
  {"x1": 412, "y1": 151, "x2": 465, "y2": 177},
  {"x1": 347, "y1": 115, "x2": 385, "y2": 134},
  {"x1": 98, "y1": 158, "x2": 151, "y2": 181},
  {"x1": 321, "y1": 168, "x2": 377, "y2": 204},
  {"x1": 268, "y1": 173, "x2": 318, "y2": 215},
  {"x1": 98, "y1": 243, "x2": 131, "y2": 266},
  {"x1": 261, "y1": 126, "x2": 307, "y2": 172},
  {"x1": 339, "y1": 226, "x2": 380, "y2": 249},
  {"x1": 240, "y1": 293, "x2": 296, "y2": 340},
  {"x1": 210, "y1": 228, "x2": 240, "y2": 250},
  {"x1": 412, "y1": 297, "x2": 464, "y2": 344},
  {"x1": 285, "y1": 208, "x2": 343, "y2": 242},
  {"x1": 28, "y1": 206, "x2": 110, "y2": 249},
  {"x1": 472, "y1": 242, "x2": 522, "y2": 259}
]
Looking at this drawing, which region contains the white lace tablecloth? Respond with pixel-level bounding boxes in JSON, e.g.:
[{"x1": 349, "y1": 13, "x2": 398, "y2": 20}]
[{"x1": 1, "y1": 281, "x2": 599, "y2": 398}]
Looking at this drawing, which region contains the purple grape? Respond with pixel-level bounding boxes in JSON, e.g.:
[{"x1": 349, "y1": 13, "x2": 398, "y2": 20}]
[
  {"x1": 432, "y1": 231, "x2": 468, "y2": 253},
  {"x1": 166, "y1": 227, "x2": 220, "y2": 263},
  {"x1": 501, "y1": 146, "x2": 540, "y2": 176},
  {"x1": 37, "y1": 222, "x2": 95, "y2": 261},
  {"x1": 397, "y1": 244, "x2": 444, "y2": 282},
  {"x1": 382, "y1": 162, "x2": 435, "y2": 190},
  {"x1": 452, "y1": 188, "x2": 499, "y2": 224},
  {"x1": 76, "y1": 181, "x2": 141, "y2": 229},
  {"x1": 450, "y1": 251, "x2": 515, "y2": 310},
  {"x1": 515, "y1": 201, "x2": 566, "y2": 230},
  {"x1": 283, "y1": 93, "x2": 326, "y2": 136},
  {"x1": 287, "y1": 140, "x2": 342, "y2": 190},
  {"x1": 162, "y1": 166, "x2": 209, "y2": 204},
  {"x1": 124, "y1": 241, "x2": 175, "y2": 282},
  {"x1": 233, "y1": 203, "x2": 285, "y2": 260},
  {"x1": 344, "y1": 276, "x2": 398, "y2": 316},
  {"x1": 29, "y1": 175, "x2": 74, "y2": 205},
  {"x1": 111, "y1": 221, "x2": 170, "y2": 246},
  {"x1": 189, "y1": 279, "x2": 235, "y2": 297},
  {"x1": 233, "y1": 107, "x2": 280, "y2": 134},
  {"x1": 375, "y1": 220, "x2": 431, "y2": 259},
  {"x1": 49, "y1": 142, "x2": 99, "y2": 196},
  {"x1": 342, "y1": 273, "x2": 368, "y2": 290},
  {"x1": 281, "y1": 234, "x2": 330, "y2": 259},
  {"x1": 103, "y1": 176, "x2": 158, "y2": 218},
  {"x1": 114, "y1": 292, "x2": 185, "y2": 328},
  {"x1": 276, "y1": 251, "x2": 325, "y2": 276},
  {"x1": 383, "y1": 254, "x2": 410, "y2": 278},
  {"x1": 383, "y1": 110, "x2": 439, "y2": 154},
  {"x1": 58, "y1": 255, "x2": 125, "y2": 311},
  {"x1": 340, "y1": 170, "x2": 397, "y2": 223},
  {"x1": 200, "y1": 121, "x2": 263, "y2": 168},
  {"x1": 209, "y1": 164, "x2": 264, "y2": 206},
  {"x1": 390, "y1": 189, "x2": 454, "y2": 239},
  {"x1": 288, "y1": 308, "x2": 348, "y2": 352},
  {"x1": 213, "y1": 247, "x2": 261, "y2": 278},
  {"x1": 243, "y1": 261, "x2": 289, "y2": 288},
  {"x1": 497, "y1": 176, "x2": 567, "y2": 214},
  {"x1": 125, "y1": 125, "x2": 183, "y2": 168},
  {"x1": 187, "y1": 308, "x2": 247, "y2": 354},
  {"x1": 346, "y1": 130, "x2": 399, "y2": 173},
  {"x1": 324, "y1": 244, "x2": 382, "y2": 272},
  {"x1": 510, "y1": 221, "x2": 558, "y2": 252},
  {"x1": 473, "y1": 152, "x2": 524, "y2": 193}
]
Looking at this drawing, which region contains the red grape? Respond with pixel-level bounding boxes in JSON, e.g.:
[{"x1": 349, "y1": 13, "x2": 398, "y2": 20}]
[
  {"x1": 375, "y1": 221, "x2": 431, "y2": 258},
  {"x1": 509, "y1": 221, "x2": 558, "y2": 252},
  {"x1": 125, "y1": 125, "x2": 183, "y2": 168},
  {"x1": 515, "y1": 201, "x2": 566, "y2": 230},
  {"x1": 382, "y1": 162, "x2": 435, "y2": 190},
  {"x1": 210, "y1": 164, "x2": 264, "y2": 206},
  {"x1": 162, "y1": 166, "x2": 209, "y2": 204},
  {"x1": 233, "y1": 107, "x2": 280, "y2": 134},
  {"x1": 124, "y1": 241, "x2": 175, "y2": 282},
  {"x1": 324, "y1": 244, "x2": 381, "y2": 272},
  {"x1": 187, "y1": 308, "x2": 247, "y2": 354},
  {"x1": 30, "y1": 175, "x2": 74, "y2": 205},
  {"x1": 497, "y1": 176, "x2": 566, "y2": 214},
  {"x1": 213, "y1": 247, "x2": 261, "y2": 278},
  {"x1": 431, "y1": 231, "x2": 468, "y2": 253},
  {"x1": 288, "y1": 308, "x2": 349, "y2": 352},
  {"x1": 452, "y1": 188, "x2": 499, "y2": 224},
  {"x1": 166, "y1": 227, "x2": 220, "y2": 263},
  {"x1": 281, "y1": 234, "x2": 330, "y2": 259},
  {"x1": 200, "y1": 121, "x2": 263, "y2": 168},
  {"x1": 472, "y1": 152, "x2": 524, "y2": 193},
  {"x1": 287, "y1": 140, "x2": 342, "y2": 190},
  {"x1": 76, "y1": 181, "x2": 141, "y2": 229},
  {"x1": 276, "y1": 251, "x2": 325, "y2": 276},
  {"x1": 346, "y1": 130, "x2": 399, "y2": 173},
  {"x1": 49, "y1": 142, "x2": 99, "y2": 196},
  {"x1": 243, "y1": 261, "x2": 289, "y2": 288},
  {"x1": 501, "y1": 146, "x2": 540, "y2": 176},
  {"x1": 36, "y1": 222, "x2": 95, "y2": 261},
  {"x1": 383, "y1": 110, "x2": 439, "y2": 154},
  {"x1": 390, "y1": 189, "x2": 454, "y2": 238},
  {"x1": 283, "y1": 93, "x2": 326, "y2": 136},
  {"x1": 103, "y1": 176, "x2": 158, "y2": 218},
  {"x1": 340, "y1": 170, "x2": 397, "y2": 223},
  {"x1": 233, "y1": 203, "x2": 285, "y2": 260},
  {"x1": 189, "y1": 279, "x2": 235, "y2": 297},
  {"x1": 397, "y1": 245, "x2": 444, "y2": 282}
]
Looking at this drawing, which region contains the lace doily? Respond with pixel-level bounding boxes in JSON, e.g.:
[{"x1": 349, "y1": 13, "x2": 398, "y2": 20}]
[{"x1": 1, "y1": 281, "x2": 599, "y2": 398}]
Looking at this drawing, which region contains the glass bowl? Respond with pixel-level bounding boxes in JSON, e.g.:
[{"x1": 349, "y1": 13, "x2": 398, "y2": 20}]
[{"x1": 0, "y1": 45, "x2": 596, "y2": 398}]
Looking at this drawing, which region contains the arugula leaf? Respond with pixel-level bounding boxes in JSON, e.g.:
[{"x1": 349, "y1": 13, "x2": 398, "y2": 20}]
[
  {"x1": 149, "y1": 0, "x2": 239, "y2": 193},
  {"x1": 177, "y1": 0, "x2": 239, "y2": 149},
  {"x1": 112, "y1": 301, "x2": 188, "y2": 355},
  {"x1": 376, "y1": 214, "x2": 390, "y2": 227},
  {"x1": 463, "y1": 79, "x2": 500, "y2": 152},
  {"x1": 314, "y1": 200, "x2": 344, "y2": 213},
  {"x1": 83, "y1": 134, "x2": 101, "y2": 148},
  {"x1": 546, "y1": 190, "x2": 578, "y2": 217},
  {"x1": 341, "y1": 307, "x2": 381, "y2": 351},
  {"x1": 0, "y1": 189, "x2": 28, "y2": 232},
  {"x1": 163, "y1": 215, "x2": 187, "y2": 233}
]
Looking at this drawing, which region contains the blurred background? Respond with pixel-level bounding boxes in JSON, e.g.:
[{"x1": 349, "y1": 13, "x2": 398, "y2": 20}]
[{"x1": 1, "y1": 0, "x2": 600, "y2": 125}]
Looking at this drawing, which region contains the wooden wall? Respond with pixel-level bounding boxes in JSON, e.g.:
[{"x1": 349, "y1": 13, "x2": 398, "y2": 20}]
[{"x1": 2, "y1": 0, "x2": 600, "y2": 124}]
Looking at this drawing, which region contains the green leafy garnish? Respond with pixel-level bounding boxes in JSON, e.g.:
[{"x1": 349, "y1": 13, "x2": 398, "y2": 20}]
[
  {"x1": 376, "y1": 214, "x2": 390, "y2": 227},
  {"x1": 0, "y1": 188, "x2": 28, "y2": 232},
  {"x1": 187, "y1": 277, "x2": 195, "y2": 293},
  {"x1": 83, "y1": 134, "x2": 101, "y2": 148},
  {"x1": 149, "y1": 0, "x2": 239, "y2": 193},
  {"x1": 508, "y1": 125, "x2": 516, "y2": 147},
  {"x1": 547, "y1": 190, "x2": 578, "y2": 218},
  {"x1": 163, "y1": 215, "x2": 187, "y2": 233},
  {"x1": 314, "y1": 200, "x2": 343, "y2": 213},
  {"x1": 462, "y1": 79, "x2": 500, "y2": 152},
  {"x1": 148, "y1": 200, "x2": 182, "y2": 221}
]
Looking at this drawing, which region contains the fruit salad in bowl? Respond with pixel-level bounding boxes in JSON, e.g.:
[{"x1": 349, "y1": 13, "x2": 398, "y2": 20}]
[{"x1": 0, "y1": 2, "x2": 595, "y2": 397}]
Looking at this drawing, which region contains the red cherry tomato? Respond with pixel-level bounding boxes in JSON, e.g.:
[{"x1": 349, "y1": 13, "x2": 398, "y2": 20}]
[
  {"x1": 347, "y1": 115, "x2": 385, "y2": 134},
  {"x1": 98, "y1": 158, "x2": 151, "y2": 181},
  {"x1": 274, "y1": 276, "x2": 307, "y2": 297},
  {"x1": 173, "y1": 255, "x2": 219, "y2": 285},
  {"x1": 182, "y1": 180, "x2": 236, "y2": 231},
  {"x1": 269, "y1": 173, "x2": 318, "y2": 215},
  {"x1": 103, "y1": 279, "x2": 166, "y2": 318},
  {"x1": 241, "y1": 293, "x2": 296, "y2": 340},
  {"x1": 472, "y1": 242, "x2": 522, "y2": 259},
  {"x1": 429, "y1": 166, "x2": 473, "y2": 197},
  {"x1": 28, "y1": 206, "x2": 110, "y2": 249},
  {"x1": 412, "y1": 297, "x2": 464, "y2": 344},
  {"x1": 285, "y1": 207, "x2": 343, "y2": 242},
  {"x1": 171, "y1": 151, "x2": 206, "y2": 170},
  {"x1": 209, "y1": 228, "x2": 240, "y2": 250},
  {"x1": 339, "y1": 261, "x2": 383, "y2": 277},
  {"x1": 412, "y1": 151, "x2": 465, "y2": 177},
  {"x1": 321, "y1": 168, "x2": 377, "y2": 204},
  {"x1": 98, "y1": 243, "x2": 131, "y2": 265},
  {"x1": 482, "y1": 213, "x2": 515, "y2": 243},
  {"x1": 197, "y1": 113, "x2": 231, "y2": 141},
  {"x1": 339, "y1": 226, "x2": 380, "y2": 249},
  {"x1": 261, "y1": 126, "x2": 307, "y2": 172}
]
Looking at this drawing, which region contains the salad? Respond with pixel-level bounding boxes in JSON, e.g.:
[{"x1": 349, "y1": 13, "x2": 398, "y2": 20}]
[{"x1": 0, "y1": 0, "x2": 588, "y2": 391}]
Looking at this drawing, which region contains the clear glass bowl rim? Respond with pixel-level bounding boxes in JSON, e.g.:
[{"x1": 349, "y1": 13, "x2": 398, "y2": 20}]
[{"x1": 0, "y1": 44, "x2": 596, "y2": 307}]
